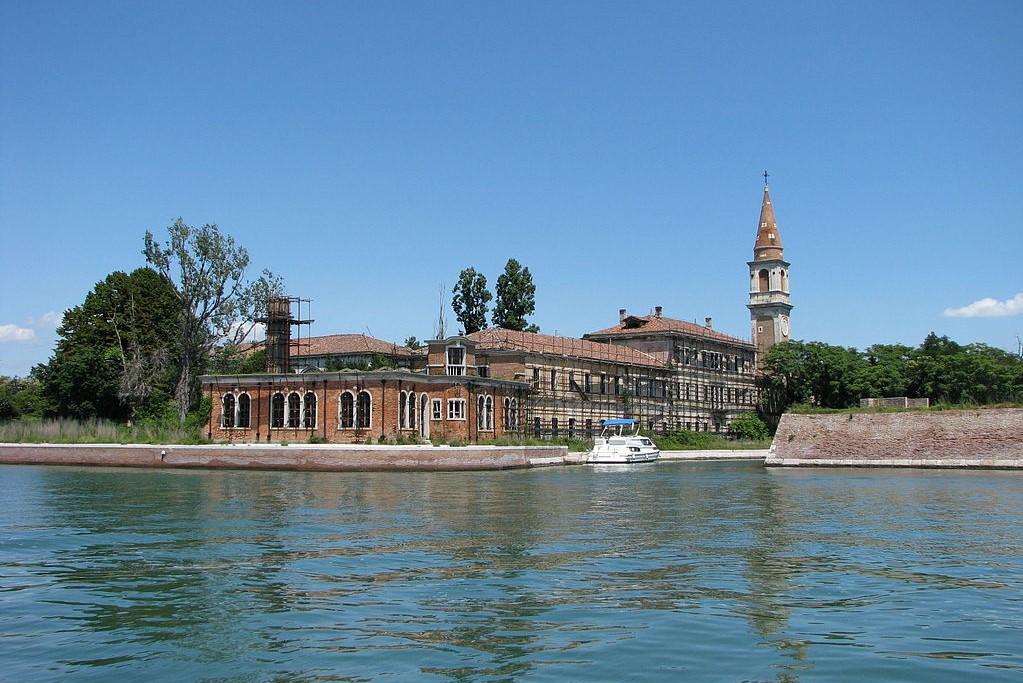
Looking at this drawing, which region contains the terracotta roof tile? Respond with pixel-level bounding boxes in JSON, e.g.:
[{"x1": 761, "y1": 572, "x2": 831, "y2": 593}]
[
  {"x1": 586, "y1": 315, "x2": 750, "y2": 346},
  {"x1": 467, "y1": 328, "x2": 664, "y2": 368},
  {"x1": 292, "y1": 334, "x2": 423, "y2": 358}
]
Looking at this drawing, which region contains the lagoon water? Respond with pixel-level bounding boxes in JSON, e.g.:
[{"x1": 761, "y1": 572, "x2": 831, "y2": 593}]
[{"x1": 1, "y1": 461, "x2": 1021, "y2": 682}]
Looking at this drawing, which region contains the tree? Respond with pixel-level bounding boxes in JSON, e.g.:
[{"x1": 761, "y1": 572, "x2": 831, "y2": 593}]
[
  {"x1": 727, "y1": 413, "x2": 770, "y2": 441},
  {"x1": 451, "y1": 268, "x2": 492, "y2": 335},
  {"x1": 492, "y1": 258, "x2": 538, "y2": 332},
  {"x1": 144, "y1": 219, "x2": 281, "y2": 420},
  {"x1": 38, "y1": 268, "x2": 181, "y2": 420},
  {"x1": 404, "y1": 336, "x2": 423, "y2": 350}
]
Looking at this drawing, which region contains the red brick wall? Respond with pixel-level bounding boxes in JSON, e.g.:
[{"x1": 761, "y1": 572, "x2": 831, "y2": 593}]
[
  {"x1": 204, "y1": 376, "x2": 523, "y2": 445},
  {"x1": 769, "y1": 408, "x2": 1023, "y2": 467}
]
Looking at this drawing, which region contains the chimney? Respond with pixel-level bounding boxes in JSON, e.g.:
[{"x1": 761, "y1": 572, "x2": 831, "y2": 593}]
[
  {"x1": 654, "y1": 306, "x2": 662, "y2": 317},
  {"x1": 619, "y1": 308, "x2": 627, "y2": 323},
  {"x1": 705, "y1": 317, "x2": 713, "y2": 329}
]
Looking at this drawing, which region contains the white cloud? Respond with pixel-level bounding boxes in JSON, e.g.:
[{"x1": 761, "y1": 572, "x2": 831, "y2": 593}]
[
  {"x1": 943, "y1": 293, "x2": 1023, "y2": 318},
  {"x1": 37, "y1": 311, "x2": 63, "y2": 329},
  {"x1": 0, "y1": 324, "x2": 37, "y2": 343}
]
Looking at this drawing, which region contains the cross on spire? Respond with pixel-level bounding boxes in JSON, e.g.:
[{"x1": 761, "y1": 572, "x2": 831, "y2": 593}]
[{"x1": 763, "y1": 170, "x2": 769, "y2": 186}]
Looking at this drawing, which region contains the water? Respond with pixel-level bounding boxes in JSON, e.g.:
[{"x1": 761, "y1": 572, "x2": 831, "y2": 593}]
[{"x1": 1, "y1": 461, "x2": 1021, "y2": 682}]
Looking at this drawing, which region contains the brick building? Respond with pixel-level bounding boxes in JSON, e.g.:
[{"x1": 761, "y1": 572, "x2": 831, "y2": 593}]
[{"x1": 201, "y1": 182, "x2": 789, "y2": 443}]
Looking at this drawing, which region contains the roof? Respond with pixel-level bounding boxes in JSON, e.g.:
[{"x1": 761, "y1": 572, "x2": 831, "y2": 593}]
[
  {"x1": 292, "y1": 334, "x2": 423, "y2": 358},
  {"x1": 753, "y1": 184, "x2": 784, "y2": 261},
  {"x1": 467, "y1": 328, "x2": 665, "y2": 368},
  {"x1": 586, "y1": 315, "x2": 751, "y2": 347}
]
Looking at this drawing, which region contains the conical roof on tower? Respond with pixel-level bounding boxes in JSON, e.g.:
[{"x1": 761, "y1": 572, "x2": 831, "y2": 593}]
[{"x1": 753, "y1": 181, "x2": 784, "y2": 261}]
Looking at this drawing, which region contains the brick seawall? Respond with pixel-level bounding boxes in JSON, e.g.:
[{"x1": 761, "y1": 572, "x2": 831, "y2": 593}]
[
  {"x1": 767, "y1": 408, "x2": 1023, "y2": 468},
  {"x1": 0, "y1": 443, "x2": 570, "y2": 472}
]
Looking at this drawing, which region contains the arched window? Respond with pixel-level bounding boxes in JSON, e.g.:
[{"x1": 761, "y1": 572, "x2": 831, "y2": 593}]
[
  {"x1": 534, "y1": 417, "x2": 541, "y2": 438},
  {"x1": 237, "y1": 393, "x2": 251, "y2": 428},
  {"x1": 503, "y1": 398, "x2": 518, "y2": 431},
  {"x1": 339, "y1": 391, "x2": 355, "y2": 429},
  {"x1": 270, "y1": 393, "x2": 285, "y2": 428},
  {"x1": 399, "y1": 391, "x2": 408, "y2": 429},
  {"x1": 485, "y1": 395, "x2": 493, "y2": 430},
  {"x1": 357, "y1": 391, "x2": 372, "y2": 429},
  {"x1": 304, "y1": 392, "x2": 317, "y2": 429},
  {"x1": 407, "y1": 391, "x2": 416, "y2": 430},
  {"x1": 477, "y1": 395, "x2": 486, "y2": 430},
  {"x1": 287, "y1": 392, "x2": 301, "y2": 428},
  {"x1": 221, "y1": 394, "x2": 236, "y2": 428},
  {"x1": 781, "y1": 269, "x2": 789, "y2": 291},
  {"x1": 758, "y1": 269, "x2": 770, "y2": 293}
]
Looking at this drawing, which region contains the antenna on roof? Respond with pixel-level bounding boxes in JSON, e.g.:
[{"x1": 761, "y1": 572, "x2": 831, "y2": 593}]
[{"x1": 435, "y1": 283, "x2": 447, "y2": 339}]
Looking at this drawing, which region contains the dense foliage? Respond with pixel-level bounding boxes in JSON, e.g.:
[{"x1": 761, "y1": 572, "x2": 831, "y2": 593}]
[
  {"x1": 758, "y1": 333, "x2": 1023, "y2": 428},
  {"x1": 492, "y1": 258, "x2": 539, "y2": 332},
  {"x1": 451, "y1": 267, "x2": 492, "y2": 335},
  {"x1": 34, "y1": 267, "x2": 181, "y2": 420}
]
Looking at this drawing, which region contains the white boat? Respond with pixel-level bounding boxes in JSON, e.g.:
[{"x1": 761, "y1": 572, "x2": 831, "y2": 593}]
[{"x1": 586, "y1": 419, "x2": 660, "y2": 464}]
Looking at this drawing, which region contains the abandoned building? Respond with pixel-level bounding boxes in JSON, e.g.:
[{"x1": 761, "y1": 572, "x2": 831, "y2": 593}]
[{"x1": 201, "y1": 181, "x2": 791, "y2": 443}]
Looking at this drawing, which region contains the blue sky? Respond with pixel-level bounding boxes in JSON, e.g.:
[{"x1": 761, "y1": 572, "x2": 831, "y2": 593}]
[{"x1": 2, "y1": 1, "x2": 1021, "y2": 377}]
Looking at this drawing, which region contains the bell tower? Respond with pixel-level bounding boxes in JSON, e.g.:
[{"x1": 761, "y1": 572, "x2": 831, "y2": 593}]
[{"x1": 747, "y1": 173, "x2": 792, "y2": 366}]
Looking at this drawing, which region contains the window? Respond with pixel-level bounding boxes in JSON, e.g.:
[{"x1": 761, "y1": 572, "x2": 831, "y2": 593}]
[
  {"x1": 399, "y1": 391, "x2": 417, "y2": 429},
  {"x1": 533, "y1": 417, "x2": 541, "y2": 438},
  {"x1": 339, "y1": 392, "x2": 355, "y2": 429},
  {"x1": 532, "y1": 367, "x2": 540, "y2": 387},
  {"x1": 356, "y1": 391, "x2": 372, "y2": 429},
  {"x1": 568, "y1": 418, "x2": 575, "y2": 439},
  {"x1": 550, "y1": 369, "x2": 557, "y2": 391},
  {"x1": 221, "y1": 394, "x2": 236, "y2": 428},
  {"x1": 270, "y1": 393, "x2": 285, "y2": 428},
  {"x1": 432, "y1": 398, "x2": 443, "y2": 421},
  {"x1": 599, "y1": 374, "x2": 607, "y2": 394},
  {"x1": 551, "y1": 417, "x2": 559, "y2": 438},
  {"x1": 304, "y1": 392, "x2": 317, "y2": 429},
  {"x1": 585, "y1": 418, "x2": 593, "y2": 437},
  {"x1": 584, "y1": 373, "x2": 591, "y2": 392},
  {"x1": 287, "y1": 392, "x2": 301, "y2": 428},
  {"x1": 446, "y1": 346, "x2": 465, "y2": 376},
  {"x1": 504, "y1": 397, "x2": 519, "y2": 431},
  {"x1": 237, "y1": 393, "x2": 251, "y2": 428},
  {"x1": 477, "y1": 395, "x2": 493, "y2": 430},
  {"x1": 448, "y1": 399, "x2": 466, "y2": 421}
]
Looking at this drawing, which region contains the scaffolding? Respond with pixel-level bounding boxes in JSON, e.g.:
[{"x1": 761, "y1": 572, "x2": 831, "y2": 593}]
[{"x1": 254, "y1": 296, "x2": 314, "y2": 373}]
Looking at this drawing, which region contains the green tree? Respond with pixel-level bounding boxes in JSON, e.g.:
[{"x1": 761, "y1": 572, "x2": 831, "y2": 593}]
[
  {"x1": 851, "y1": 343, "x2": 913, "y2": 399},
  {"x1": 145, "y1": 218, "x2": 282, "y2": 420},
  {"x1": 404, "y1": 336, "x2": 423, "y2": 350},
  {"x1": 451, "y1": 268, "x2": 492, "y2": 335},
  {"x1": 492, "y1": 258, "x2": 538, "y2": 332},
  {"x1": 727, "y1": 413, "x2": 770, "y2": 441},
  {"x1": 38, "y1": 268, "x2": 181, "y2": 420}
]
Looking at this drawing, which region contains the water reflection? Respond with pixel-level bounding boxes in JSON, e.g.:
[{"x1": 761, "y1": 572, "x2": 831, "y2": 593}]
[{"x1": 0, "y1": 463, "x2": 1020, "y2": 681}]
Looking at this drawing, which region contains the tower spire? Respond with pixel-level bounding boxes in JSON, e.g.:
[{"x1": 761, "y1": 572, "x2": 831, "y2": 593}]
[
  {"x1": 747, "y1": 176, "x2": 792, "y2": 367},
  {"x1": 753, "y1": 178, "x2": 783, "y2": 261}
]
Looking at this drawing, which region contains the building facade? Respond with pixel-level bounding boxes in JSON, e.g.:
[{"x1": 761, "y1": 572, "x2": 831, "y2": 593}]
[{"x1": 201, "y1": 182, "x2": 790, "y2": 443}]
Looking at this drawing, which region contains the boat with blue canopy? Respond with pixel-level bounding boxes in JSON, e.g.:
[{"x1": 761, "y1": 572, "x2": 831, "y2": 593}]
[{"x1": 586, "y1": 418, "x2": 660, "y2": 464}]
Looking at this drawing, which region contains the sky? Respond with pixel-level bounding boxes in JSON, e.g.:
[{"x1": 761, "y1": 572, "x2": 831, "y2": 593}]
[{"x1": 2, "y1": 1, "x2": 1021, "y2": 377}]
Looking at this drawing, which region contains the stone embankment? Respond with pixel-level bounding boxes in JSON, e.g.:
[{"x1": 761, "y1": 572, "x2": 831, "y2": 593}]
[
  {"x1": 0, "y1": 443, "x2": 569, "y2": 471},
  {"x1": 767, "y1": 407, "x2": 1023, "y2": 468}
]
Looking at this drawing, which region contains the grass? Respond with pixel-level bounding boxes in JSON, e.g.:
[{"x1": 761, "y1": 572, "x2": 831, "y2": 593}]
[
  {"x1": 645, "y1": 430, "x2": 772, "y2": 451},
  {"x1": 0, "y1": 417, "x2": 207, "y2": 445},
  {"x1": 785, "y1": 401, "x2": 1023, "y2": 415}
]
